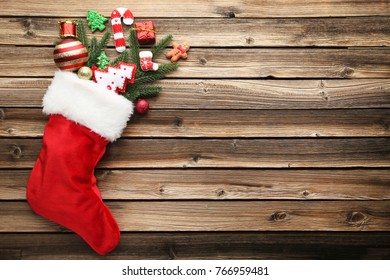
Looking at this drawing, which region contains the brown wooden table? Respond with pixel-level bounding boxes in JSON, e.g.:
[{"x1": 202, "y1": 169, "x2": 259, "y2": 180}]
[{"x1": 0, "y1": 0, "x2": 389, "y2": 259}]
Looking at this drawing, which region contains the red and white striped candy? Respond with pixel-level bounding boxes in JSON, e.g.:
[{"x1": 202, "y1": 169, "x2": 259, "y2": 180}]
[{"x1": 111, "y1": 8, "x2": 134, "y2": 53}]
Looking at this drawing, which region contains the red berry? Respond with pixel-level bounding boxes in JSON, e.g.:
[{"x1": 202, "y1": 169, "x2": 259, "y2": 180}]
[{"x1": 135, "y1": 99, "x2": 149, "y2": 114}]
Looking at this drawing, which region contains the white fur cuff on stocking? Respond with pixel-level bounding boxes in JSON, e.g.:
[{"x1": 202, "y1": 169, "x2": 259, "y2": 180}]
[{"x1": 43, "y1": 70, "x2": 134, "y2": 142}]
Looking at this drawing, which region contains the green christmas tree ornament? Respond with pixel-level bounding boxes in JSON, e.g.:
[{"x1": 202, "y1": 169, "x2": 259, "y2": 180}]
[
  {"x1": 97, "y1": 52, "x2": 110, "y2": 70},
  {"x1": 87, "y1": 10, "x2": 108, "y2": 32}
]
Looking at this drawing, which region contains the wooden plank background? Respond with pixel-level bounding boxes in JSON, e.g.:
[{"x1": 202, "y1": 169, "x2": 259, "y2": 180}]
[{"x1": 0, "y1": 0, "x2": 389, "y2": 259}]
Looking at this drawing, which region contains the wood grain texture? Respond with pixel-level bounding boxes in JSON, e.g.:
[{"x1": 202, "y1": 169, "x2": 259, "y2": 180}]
[
  {"x1": 1, "y1": 0, "x2": 389, "y2": 17},
  {"x1": 1, "y1": 169, "x2": 389, "y2": 201},
  {"x1": 1, "y1": 0, "x2": 389, "y2": 260},
  {"x1": 1, "y1": 232, "x2": 389, "y2": 260},
  {"x1": 2, "y1": 108, "x2": 390, "y2": 138},
  {"x1": 1, "y1": 17, "x2": 389, "y2": 47},
  {"x1": 2, "y1": 78, "x2": 389, "y2": 109},
  {"x1": 1, "y1": 201, "x2": 389, "y2": 232},
  {"x1": 1, "y1": 138, "x2": 389, "y2": 168},
  {"x1": 1, "y1": 47, "x2": 390, "y2": 78}
]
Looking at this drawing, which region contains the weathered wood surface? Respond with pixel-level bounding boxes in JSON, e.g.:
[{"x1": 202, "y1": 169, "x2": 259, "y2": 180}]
[
  {"x1": 1, "y1": 232, "x2": 389, "y2": 260},
  {"x1": 1, "y1": 0, "x2": 389, "y2": 259},
  {"x1": 1, "y1": 201, "x2": 390, "y2": 232},
  {"x1": 1, "y1": 0, "x2": 389, "y2": 17},
  {"x1": 2, "y1": 47, "x2": 390, "y2": 78},
  {"x1": 1, "y1": 169, "x2": 389, "y2": 201},
  {"x1": 1, "y1": 138, "x2": 390, "y2": 168},
  {"x1": 2, "y1": 78, "x2": 390, "y2": 109},
  {"x1": 1, "y1": 17, "x2": 389, "y2": 47},
  {"x1": 2, "y1": 108, "x2": 390, "y2": 138}
]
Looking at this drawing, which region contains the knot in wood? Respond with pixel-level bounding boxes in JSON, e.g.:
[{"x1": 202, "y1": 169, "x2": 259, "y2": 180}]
[
  {"x1": 216, "y1": 189, "x2": 226, "y2": 197},
  {"x1": 168, "y1": 245, "x2": 177, "y2": 260},
  {"x1": 347, "y1": 211, "x2": 368, "y2": 226},
  {"x1": 378, "y1": 119, "x2": 389, "y2": 130},
  {"x1": 173, "y1": 117, "x2": 183, "y2": 127},
  {"x1": 192, "y1": 155, "x2": 201, "y2": 163},
  {"x1": 10, "y1": 144, "x2": 23, "y2": 159},
  {"x1": 270, "y1": 211, "x2": 287, "y2": 221},
  {"x1": 226, "y1": 11, "x2": 236, "y2": 18},
  {"x1": 159, "y1": 185, "x2": 165, "y2": 194},
  {"x1": 22, "y1": 18, "x2": 36, "y2": 38},
  {"x1": 199, "y1": 57, "x2": 207, "y2": 65},
  {"x1": 22, "y1": 18, "x2": 32, "y2": 28},
  {"x1": 7, "y1": 128, "x2": 15, "y2": 135},
  {"x1": 95, "y1": 170, "x2": 111, "y2": 180},
  {"x1": 196, "y1": 81, "x2": 209, "y2": 94},
  {"x1": 339, "y1": 67, "x2": 354, "y2": 78},
  {"x1": 245, "y1": 36, "x2": 254, "y2": 45}
]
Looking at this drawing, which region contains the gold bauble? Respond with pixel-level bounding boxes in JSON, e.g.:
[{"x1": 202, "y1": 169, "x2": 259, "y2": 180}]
[{"x1": 77, "y1": 66, "x2": 93, "y2": 80}]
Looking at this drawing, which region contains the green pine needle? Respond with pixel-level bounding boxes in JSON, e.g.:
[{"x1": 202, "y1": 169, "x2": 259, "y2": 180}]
[
  {"x1": 156, "y1": 62, "x2": 179, "y2": 74},
  {"x1": 87, "y1": 37, "x2": 98, "y2": 67},
  {"x1": 138, "y1": 85, "x2": 162, "y2": 97},
  {"x1": 112, "y1": 51, "x2": 129, "y2": 66},
  {"x1": 134, "y1": 72, "x2": 166, "y2": 85},
  {"x1": 125, "y1": 85, "x2": 162, "y2": 102},
  {"x1": 76, "y1": 19, "x2": 88, "y2": 47},
  {"x1": 135, "y1": 63, "x2": 178, "y2": 82},
  {"x1": 151, "y1": 34, "x2": 173, "y2": 58},
  {"x1": 128, "y1": 29, "x2": 140, "y2": 67},
  {"x1": 97, "y1": 31, "x2": 111, "y2": 52},
  {"x1": 87, "y1": 31, "x2": 112, "y2": 67}
]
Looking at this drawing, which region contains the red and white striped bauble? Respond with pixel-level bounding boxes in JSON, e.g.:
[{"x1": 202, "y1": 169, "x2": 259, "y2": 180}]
[{"x1": 53, "y1": 38, "x2": 88, "y2": 71}]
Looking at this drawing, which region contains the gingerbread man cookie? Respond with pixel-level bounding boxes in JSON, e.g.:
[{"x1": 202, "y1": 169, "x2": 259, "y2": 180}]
[{"x1": 166, "y1": 42, "x2": 190, "y2": 62}]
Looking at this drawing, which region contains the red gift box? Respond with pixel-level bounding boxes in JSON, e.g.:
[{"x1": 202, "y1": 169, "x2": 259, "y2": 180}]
[{"x1": 135, "y1": 21, "x2": 156, "y2": 45}]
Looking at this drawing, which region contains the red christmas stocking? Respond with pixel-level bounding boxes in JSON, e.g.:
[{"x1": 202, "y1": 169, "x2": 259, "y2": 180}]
[{"x1": 27, "y1": 71, "x2": 133, "y2": 255}]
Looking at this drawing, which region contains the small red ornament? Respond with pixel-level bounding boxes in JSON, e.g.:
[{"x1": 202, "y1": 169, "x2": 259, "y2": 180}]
[
  {"x1": 135, "y1": 21, "x2": 156, "y2": 45},
  {"x1": 135, "y1": 99, "x2": 149, "y2": 114},
  {"x1": 53, "y1": 20, "x2": 88, "y2": 71},
  {"x1": 59, "y1": 20, "x2": 78, "y2": 38}
]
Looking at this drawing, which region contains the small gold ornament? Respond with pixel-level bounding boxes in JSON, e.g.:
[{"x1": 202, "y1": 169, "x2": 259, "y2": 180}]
[{"x1": 77, "y1": 66, "x2": 93, "y2": 80}]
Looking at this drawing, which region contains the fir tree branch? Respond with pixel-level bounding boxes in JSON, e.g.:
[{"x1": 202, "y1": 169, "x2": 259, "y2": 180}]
[
  {"x1": 125, "y1": 85, "x2": 162, "y2": 102},
  {"x1": 124, "y1": 86, "x2": 139, "y2": 102},
  {"x1": 134, "y1": 72, "x2": 166, "y2": 85},
  {"x1": 97, "y1": 31, "x2": 111, "y2": 53},
  {"x1": 76, "y1": 19, "x2": 88, "y2": 47},
  {"x1": 135, "y1": 62, "x2": 178, "y2": 81},
  {"x1": 128, "y1": 29, "x2": 140, "y2": 67},
  {"x1": 112, "y1": 51, "x2": 129, "y2": 66},
  {"x1": 137, "y1": 85, "x2": 162, "y2": 97},
  {"x1": 87, "y1": 37, "x2": 98, "y2": 67},
  {"x1": 156, "y1": 62, "x2": 179, "y2": 74},
  {"x1": 151, "y1": 34, "x2": 173, "y2": 58},
  {"x1": 87, "y1": 31, "x2": 111, "y2": 67}
]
